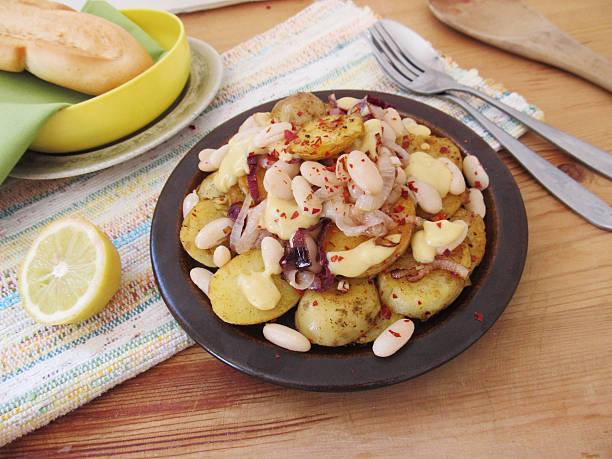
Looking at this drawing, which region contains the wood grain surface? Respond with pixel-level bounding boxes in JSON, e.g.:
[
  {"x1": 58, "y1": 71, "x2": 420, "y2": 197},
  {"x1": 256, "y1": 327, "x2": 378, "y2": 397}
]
[{"x1": 3, "y1": 0, "x2": 611, "y2": 456}]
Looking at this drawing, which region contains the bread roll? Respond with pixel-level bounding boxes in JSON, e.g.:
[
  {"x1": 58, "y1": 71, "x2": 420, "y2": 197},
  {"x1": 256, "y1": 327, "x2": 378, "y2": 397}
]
[{"x1": 0, "y1": 0, "x2": 154, "y2": 95}]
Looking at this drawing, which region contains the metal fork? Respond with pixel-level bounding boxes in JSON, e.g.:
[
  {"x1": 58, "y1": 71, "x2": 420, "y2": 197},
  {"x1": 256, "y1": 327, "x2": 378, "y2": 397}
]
[
  {"x1": 370, "y1": 20, "x2": 612, "y2": 180},
  {"x1": 368, "y1": 24, "x2": 612, "y2": 231}
]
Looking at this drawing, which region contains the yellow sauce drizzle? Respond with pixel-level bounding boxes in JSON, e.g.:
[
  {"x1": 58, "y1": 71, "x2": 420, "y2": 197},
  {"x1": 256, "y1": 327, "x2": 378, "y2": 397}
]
[
  {"x1": 327, "y1": 234, "x2": 401, "y2": 277},
  {"x1": 405, "y1": 151, "x2": 451, "y2": 197},
  {"x1": 264, "y1": 196, "x2": 320, "y2": 240},
  {"x1": 411, "y1": 220, "x2": 467, "y2": 263}
]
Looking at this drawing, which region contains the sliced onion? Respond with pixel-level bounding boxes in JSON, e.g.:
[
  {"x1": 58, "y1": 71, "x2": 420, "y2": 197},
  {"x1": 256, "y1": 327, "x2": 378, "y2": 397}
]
[
  {"x1": 391, "y1": 258, "x2": 469, "y2": 281},
  {"x1": 229, "y1": 194, "x2": 252, "y2": 251},
  {"x1": 246, "y1": 155, "x2": 260, "y2": 203},
  {"x1": 285, "y1": 269, "x2": 315, "y2": 290}
]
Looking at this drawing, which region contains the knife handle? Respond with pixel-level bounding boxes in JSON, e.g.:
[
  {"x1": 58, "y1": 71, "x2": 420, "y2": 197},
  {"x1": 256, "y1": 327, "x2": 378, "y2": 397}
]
[
  {"x1": 443, "y1": 93, "x2": 612, "y2": 231},
  {"x1": 451, "y1": 85, "x2": 612, "y2": 180}
]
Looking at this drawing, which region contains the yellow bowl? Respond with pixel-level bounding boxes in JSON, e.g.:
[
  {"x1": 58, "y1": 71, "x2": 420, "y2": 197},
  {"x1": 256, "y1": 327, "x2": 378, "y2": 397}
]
[{"x1": 30, "y1": 9, "x2": 190, "y2": 153}]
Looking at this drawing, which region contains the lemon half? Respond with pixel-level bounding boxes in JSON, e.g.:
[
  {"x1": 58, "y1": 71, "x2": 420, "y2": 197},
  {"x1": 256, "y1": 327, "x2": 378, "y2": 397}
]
[{"x1": 19, "y1": 218, "x2": 121, "y2": 325}]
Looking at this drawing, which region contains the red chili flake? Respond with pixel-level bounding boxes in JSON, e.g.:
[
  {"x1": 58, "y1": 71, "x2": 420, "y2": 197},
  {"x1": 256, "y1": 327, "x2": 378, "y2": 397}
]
[
  {"x1": 313, "y1": 137, "x2": 322, "y2": 146},
  {"x1": 311, "y1": 208, "x2": 320, "y2": 214},
  {"x1": 344, "y1": 245, "x2": 350, "y2": 250},
  {"x1": 350, "y1": 368, "x2": 355, "y2": 373},
  {"x1": 431, "y1": 213, "x2": 447, "y2": 222},
  {"x1": 297, "y1": 111, "x2": 303, "y2": 116},
  {"x1": 332, "y1": 228, "x2": 340, "y2": 233},
  {"x1": 361, "y1": 158, "x2": 365, "y2": 162},
  {"x1": 404, "y1": 319, "x2": 411, "y2": 323},
  {"x1": 474, "y1": 312, "x2": 483, "y2": 322},
  {"x1": 313, "y1": 300, "x2": 318, "y2": 306},
  {"x1": 439, "y1": 146, "x2": 448, "y2": 154},
  {"x1": 393, "y1": 205, "x2": 405, "y2": 213},
  {"x1": 328, "y1": 241, "x2": 336, "y2": 247},
  {"x1": 381, "y1": 304, "x2": 392, "y2": 319},
  {"x1": 475, "y1": 180, "x2": 482, "y2": 189},
  {"x1": 337, "y1": 256, "x2": 344, "y2": 261},
  {"x1": 303, "y1": 207, "x2": 309, "y2": 212},
  {"x1": 443, "y1": 249, "x2": 451, "y2": 257},
  {"x1": 280, "y1": 212, "x2": 287, "y2": 218},
  {"x1": 399, "y1": 218, "x2": 406, "y2": 226},
  {"x1": 417, "y1": 300, "x2": 422, "y2": 305},
  {"x1": 388, "y1": 329, "x2": 401, "y2": 338},
  {"x1": 330, "y1": 255, "x2": 338, "y2": 262},
  {"x1": 401, "y1": 189, "x2": 410, "y2": 199},
  {"x1": 342, "y1": 191, "x2": 349, "y2": 198},
  {"x1": 284, "y1": 130, "x2": 298, "y2": 144},
  {"x1": 471, "y1": 255, "x2": 477, "y2": 262},
  {"x1": 407, "y1": 181, "x2": 418, "y2": 192},
  {"x1": 474, "y1": 170, "x2": 478, "y2": 175},
  {"x1": 290, "y1": 211, "x2": 299, "y2": 220},
  {"x1": 325, "y1": 165, "x2": 336, "y2": 172},
  {"x1": 392, "y1": 293, "x2": 398, "y2": 299},
  {"x1": 275, "y1": 353, "x2": 280, "y2": 358},
  {"x1": 296, "y1": 289, "x2": 305, "y2": 296},
  {"x1": 436, "y1": 222, "x2": 442, "y2": 228}
]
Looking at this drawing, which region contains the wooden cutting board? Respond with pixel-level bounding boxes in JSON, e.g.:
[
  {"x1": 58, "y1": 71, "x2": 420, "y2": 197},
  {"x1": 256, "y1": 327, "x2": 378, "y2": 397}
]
[{"x1": 427, "y1": 0, "x2": 612, "y2": 92}]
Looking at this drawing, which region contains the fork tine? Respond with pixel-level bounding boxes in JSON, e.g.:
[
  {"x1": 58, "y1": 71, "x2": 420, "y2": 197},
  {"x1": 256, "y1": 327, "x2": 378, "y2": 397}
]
[
  {"x1": 369, "y1": 33, "x2": 419, "y2": 90},
  {"x1": 369, "y1": 26, "x2": 419, "y2": 81},
  {"x1": 371, "y1": 22, "x2": 426, "y2": 77}
]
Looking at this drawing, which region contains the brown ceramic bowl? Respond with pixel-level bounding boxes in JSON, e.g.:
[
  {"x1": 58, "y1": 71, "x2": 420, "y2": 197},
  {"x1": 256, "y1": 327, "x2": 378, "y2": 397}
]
[{"x1": 150, "y1": 90, "x2": 528, "y2": 391}]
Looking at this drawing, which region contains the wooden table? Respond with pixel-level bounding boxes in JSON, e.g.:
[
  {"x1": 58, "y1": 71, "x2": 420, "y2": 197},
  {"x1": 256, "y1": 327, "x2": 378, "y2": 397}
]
[{"x1": 3, "y1": 0, "x2": 611, "y2": 456}]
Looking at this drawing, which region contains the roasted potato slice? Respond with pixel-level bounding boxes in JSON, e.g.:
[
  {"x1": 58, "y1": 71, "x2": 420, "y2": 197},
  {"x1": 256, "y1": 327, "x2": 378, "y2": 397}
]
[
  {"x1": 208, "y1": 249, "x2": 300, "y2": 325},
  {"x1": 271, "y1": 92, "x2": 326, "y2": 126},
  {"x1": 288, "y1": 114, "x2": 364, "y2": 160},
  {"x1": 295, "y1": 278, "x2": 381, "y2": 346},
  {"x1": 452, "y1": 208, "x2": 486, "y2": 273},
  {"x1": 320, "y1": 197, "x2": 416, "y2": 278},
  {"x1": 180, "y1": 198, "x2": 230, "y2": 267},
  {"x1": 196, "y1": 172, "x2": 244, "y2": 203},
  {"x1": 377, "y1": 243, "x2": 471, "y2": 321},
  {"x1": 400, "y1": 133, "x2": 463, "y2": 169},
  {"x1": 354, "y1": 305, "x2": 404, "y2": 344}
]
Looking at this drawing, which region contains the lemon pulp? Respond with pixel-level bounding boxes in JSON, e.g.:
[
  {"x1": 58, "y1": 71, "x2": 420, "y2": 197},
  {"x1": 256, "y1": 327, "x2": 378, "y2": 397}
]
[{"x1": 19, "y1": 218, "x2": 121, "y2": 325}]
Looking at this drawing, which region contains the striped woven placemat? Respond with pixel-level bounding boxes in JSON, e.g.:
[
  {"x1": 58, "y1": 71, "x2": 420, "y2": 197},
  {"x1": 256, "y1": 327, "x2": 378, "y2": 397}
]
[{"x1": 0, "y1": 0, "x2": 540, "y2": 445}]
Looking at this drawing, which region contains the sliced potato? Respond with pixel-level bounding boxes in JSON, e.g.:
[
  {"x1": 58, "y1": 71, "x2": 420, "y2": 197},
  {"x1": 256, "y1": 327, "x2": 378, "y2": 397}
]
[
  {"x1": 196, "y1": 172, "x2": 244, "y2": 203},
  {"x1": 271, "y1": 92, "x2": 326, "y2": 126},
  {"x1": 180, "y1": 198, "x2": 230, "y2": 267},
  {"x1": 452, "y1": 208, "x2": 486, "y2": 273},
  {"x1": 355, "y1": 305, "x2": 404, "y2": 344},
  {"x1": 320, "y1": 197, "x2": 416, "y2": 278},
  {"x1": 295, "y1": 278, "x2": 381, "y2": 347},
  {"x1": 400, "y1": 133, "x2": 463, "y2": 169},
  {"x1": 426, "y1": 136, "x2": 463, "y2": 169},
  {"x1": 208, "y1": 249, "x2": 300, "y2": 325},
  {"x1": 288, "y1": 114, "x2": 364, "y2": 160},
  {"x1": 377, "y1": 243, "x2": 471, "y2": 321}
]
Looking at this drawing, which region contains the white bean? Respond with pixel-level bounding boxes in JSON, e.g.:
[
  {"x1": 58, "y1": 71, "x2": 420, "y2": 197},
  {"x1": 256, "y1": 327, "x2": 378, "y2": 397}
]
[
  {"x1": 300, "y1": 161, "x2": 341, "y2": 188},
  {"x1": 435, "y1": 220, "x2": 468, "y2": 255},
  {"x1": 261, "y1": 236, "x2": 284, "y2": 274},
  {"x1": 263, "y1": 163, "x2": 293, "y2": 200},
  {"x1": 347, "y1": 150, "x2": 383, "y2": 194},
  {"x1": 213, "y1": 245, "x2": 231, "y2": 267},
  {"x1": 190, "y1": 267, "x2": 214, "y2": 297},
  {"x1": 272, "y1": 160, "x2": 301, "y2": 178},
  {"x1": 263, "y1": 323, "x2": 311, "y2": 352},
  {"x1": 253, "y1": 122, "x2": 293, "y2": 148},
  {"x1": 383, "y1": 108, "x2": 407, "y2": 137},
  {"x1": 380, "y1": 120, "x2": 397, "y2": 144},
  {"x1": 195, "y1": 217, "x2": 233, "y2": 250},
  {"x1": 407, "y1": 177, "x2": 442, "y2": 214},
  {"x1": 439, "y1": 157, "x2": 466, "y2": 195},
  {"x1": 182, "y1": 191, "x2": 199, "y2": 218},
  {"x1": 198, "y1": 144, "x2": 228, "y2": 172},
  {"x1": 463, "y1": 155, "x2": 490, "y2": 190},
  {"x1": 466, "y1": 188, "x2": 486, "y2": 217},
  {"x1": 372, "y1": 318, "x2": 415, "y2": 357},
  {"x1": 292, "y1": 176, "x2": 322, "y2": 215}
]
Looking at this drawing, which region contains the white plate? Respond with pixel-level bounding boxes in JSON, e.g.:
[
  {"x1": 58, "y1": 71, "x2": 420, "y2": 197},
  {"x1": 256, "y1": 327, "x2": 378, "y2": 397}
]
[{"x1": 10, "y1": 37, "x2": 223, "y2": 180}]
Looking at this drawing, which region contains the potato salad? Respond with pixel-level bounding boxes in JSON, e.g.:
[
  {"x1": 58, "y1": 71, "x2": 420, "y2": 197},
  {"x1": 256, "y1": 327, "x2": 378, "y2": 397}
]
[{"x1": 181, "y1": 92, "x2": 488, "y2": 357}]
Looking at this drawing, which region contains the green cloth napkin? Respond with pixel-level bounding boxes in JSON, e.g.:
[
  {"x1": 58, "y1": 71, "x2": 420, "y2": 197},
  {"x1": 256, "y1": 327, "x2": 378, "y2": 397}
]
[{"x1": 0, "y1": 0, "x2": 165, "y2": 185}]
